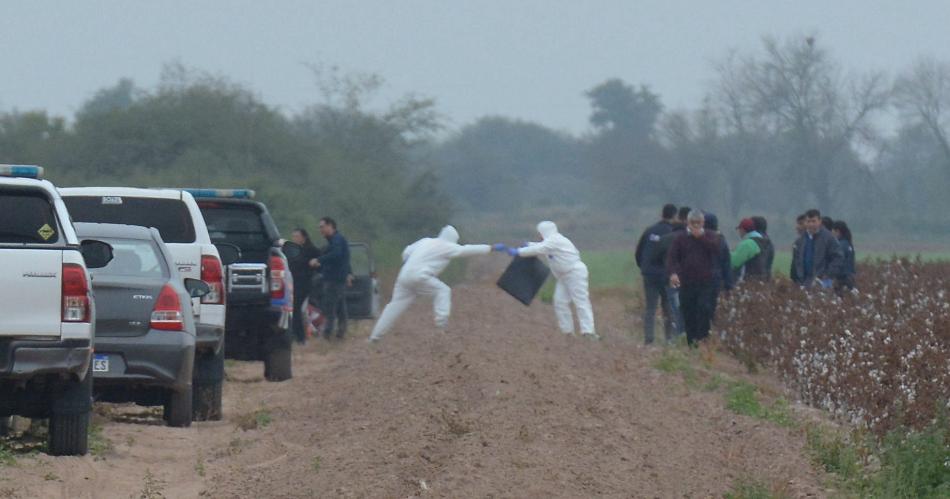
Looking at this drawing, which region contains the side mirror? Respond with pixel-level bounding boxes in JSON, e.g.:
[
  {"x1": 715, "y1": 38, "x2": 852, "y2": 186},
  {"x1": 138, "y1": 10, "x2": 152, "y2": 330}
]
[
  {"x1": 214, "y1": 243, "x2": 241, "y2": 266},
  {"x1": 184, "y1": 278, "x2": 212, "y2": 298},
  {"x1": 81, "y1": 240, "x2": 114, "y2": 269},
  {"x1": 282, "y1": 241, "x2": 302, "y2": 259}
]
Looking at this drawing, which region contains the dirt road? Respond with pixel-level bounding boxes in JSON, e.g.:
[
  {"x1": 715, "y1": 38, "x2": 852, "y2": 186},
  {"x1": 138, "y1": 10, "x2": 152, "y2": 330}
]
[{"x1": 0, "y1": 264, "x2": 826, "y2": 498}]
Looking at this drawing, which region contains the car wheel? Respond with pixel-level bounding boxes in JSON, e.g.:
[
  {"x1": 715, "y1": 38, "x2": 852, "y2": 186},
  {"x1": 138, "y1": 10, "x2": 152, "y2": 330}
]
[{"x1": 165, "y1": 386, "x2": 193, "y2": 428}]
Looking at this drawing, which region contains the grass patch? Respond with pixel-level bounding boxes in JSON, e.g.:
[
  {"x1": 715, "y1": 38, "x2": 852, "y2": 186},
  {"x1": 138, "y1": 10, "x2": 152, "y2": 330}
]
[
  {"x1": 725, "y1": 381, "x2": 795, "y2": 428},
  {"x1": 88, "y1": 422, "x2": 113, "y2": 458},
  {"x1": 869, "y1": 414, "x2": 950, "y2": 498},
  {"x1": 804, "y1": 415, "x2": 950, "y2": 497},
  {"x1": 236, "y1": 408, "x2": 272, "y2": 431},
  {"x1": 653, "y1": 347, "x2": 698, "y2": 386},
  {"x1": 724, "y1": 477, "x2": 786, "y2": 499},
  {"x1": 195, "y1": 455, "x2": 206, "y2": 477},
  {"x1": 0, "y1": 444, "x2": 14, "y2": 467},
  {"x1": 311, "y1": 456, "x2": 321, "y2": 473}
]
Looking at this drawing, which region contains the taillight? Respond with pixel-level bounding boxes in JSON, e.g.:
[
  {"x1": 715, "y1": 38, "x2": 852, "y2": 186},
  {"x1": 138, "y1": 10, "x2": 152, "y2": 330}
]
[
  {"x1": 62, "y1": 263, "x2": 90, "y2": 323},
  {"x1": 200, "y1": 255, "x2": 225, "y2": 305},
  {"x1": 151, "y1": 284, "x2": 184, "y2": 331},
  {"x1": 269, "y1": 254, "x2": 286, "y2": 300}
]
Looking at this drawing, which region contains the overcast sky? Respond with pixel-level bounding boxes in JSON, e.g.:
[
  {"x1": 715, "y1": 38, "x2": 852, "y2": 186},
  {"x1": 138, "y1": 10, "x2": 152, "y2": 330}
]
[{"x1": 2, "y1": 1, "x2": 948, "y2": 135}]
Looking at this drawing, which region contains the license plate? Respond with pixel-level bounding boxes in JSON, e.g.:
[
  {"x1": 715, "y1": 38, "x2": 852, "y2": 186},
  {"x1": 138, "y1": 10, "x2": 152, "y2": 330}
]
[{"x1": 93, "y1": 354, "x2": 109, "y2": 373}]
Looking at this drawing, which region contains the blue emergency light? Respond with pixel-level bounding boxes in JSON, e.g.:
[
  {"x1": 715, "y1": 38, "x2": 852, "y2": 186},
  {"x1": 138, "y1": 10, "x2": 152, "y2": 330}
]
[
  {"x1": 0, "y1": 164, "x2": 44, "y2": 179},
  {"x1": 182, "y1": 188, "x2": 255, "y2": 199}
]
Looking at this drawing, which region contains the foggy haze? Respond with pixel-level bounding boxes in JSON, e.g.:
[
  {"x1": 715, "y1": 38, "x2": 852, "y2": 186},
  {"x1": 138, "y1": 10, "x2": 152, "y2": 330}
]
[{"x1": 2, "y1": 0, "x2": 949, "y2": 134}]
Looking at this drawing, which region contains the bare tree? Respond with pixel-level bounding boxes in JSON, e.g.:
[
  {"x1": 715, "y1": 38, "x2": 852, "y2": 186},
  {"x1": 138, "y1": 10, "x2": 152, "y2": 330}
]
[
  {"x1": 715, "y1": 36, "x2": 889, "y2": 212},
  {"x1": 894, "y1": 57, "x2": 950, "y2": 172}
]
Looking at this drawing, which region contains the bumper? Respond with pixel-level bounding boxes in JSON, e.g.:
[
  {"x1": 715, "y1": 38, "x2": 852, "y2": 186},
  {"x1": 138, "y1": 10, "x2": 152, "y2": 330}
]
[
  {"x1": 0, "y1": 338, "x2": 92, "y2": 381},
  {"x1": 92, "y1": 330, "x2": 194, "y2": 391},
  {"x1": 195, "y1": 323, "x2": 225, "y2": 354},
  {"x1": 225, "y1": 304, "x2": 289, "y2": 333}
]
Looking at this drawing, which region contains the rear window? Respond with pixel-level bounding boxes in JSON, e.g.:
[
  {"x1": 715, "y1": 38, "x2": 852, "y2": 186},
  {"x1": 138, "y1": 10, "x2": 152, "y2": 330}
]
[
  {"x1": 0, "y1": 189, "x2": 60, "y2": 244},
  {"x1": 199, "y1": 204, "x2": 271, "y2": 252},
  {"x1": 91, "y1": 238, "x2": 167, "y2": 278},
  {"x1": 63, "y1": 196, "x2": 196, "y2": 243}
]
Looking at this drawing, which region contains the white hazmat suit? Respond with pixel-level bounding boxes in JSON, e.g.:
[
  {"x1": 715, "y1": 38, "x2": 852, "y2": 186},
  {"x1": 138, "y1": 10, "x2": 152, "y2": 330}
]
[
  {"x1": 369, "y1": 226, "x2": 490, "y2": 341},
  {"x1": 516, "y1": 221, "x2": 597, "y2": 337}
]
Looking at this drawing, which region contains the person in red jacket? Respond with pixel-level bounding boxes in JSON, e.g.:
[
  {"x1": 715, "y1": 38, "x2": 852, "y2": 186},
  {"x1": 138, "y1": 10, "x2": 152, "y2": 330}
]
[{"x1": 666, "y1": 210, "x2": 721, "y2": 346}]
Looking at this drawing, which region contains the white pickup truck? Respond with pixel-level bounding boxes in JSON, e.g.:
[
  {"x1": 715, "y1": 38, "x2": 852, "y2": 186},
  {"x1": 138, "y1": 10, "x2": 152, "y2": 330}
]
[{"x1": 0, "y1": 165, "x2": 113, "y2": 456}]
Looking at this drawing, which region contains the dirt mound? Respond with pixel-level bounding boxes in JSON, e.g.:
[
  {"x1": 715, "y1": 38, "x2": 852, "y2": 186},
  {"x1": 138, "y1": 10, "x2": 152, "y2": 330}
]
[{"x1": 0, "y1": 265, "x2": 825, "y2": 498}]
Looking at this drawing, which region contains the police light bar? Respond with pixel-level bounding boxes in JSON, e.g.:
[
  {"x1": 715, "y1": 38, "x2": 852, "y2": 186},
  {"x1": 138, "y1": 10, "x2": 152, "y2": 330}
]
[
  {"x1": 182, "y1": 188, "x2": 255, "y2": 199},
  {"x1": 0, "y1": 164, "x2": 44, "y2": 179}
]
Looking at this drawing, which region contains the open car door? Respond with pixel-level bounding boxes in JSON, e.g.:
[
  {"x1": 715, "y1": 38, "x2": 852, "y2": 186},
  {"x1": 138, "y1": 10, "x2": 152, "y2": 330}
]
[{"x1": 345, "y1": 242, "x2": 380, "y2": 319}]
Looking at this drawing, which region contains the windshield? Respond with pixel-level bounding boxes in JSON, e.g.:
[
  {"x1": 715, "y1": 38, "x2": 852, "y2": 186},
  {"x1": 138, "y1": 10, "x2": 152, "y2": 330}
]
[
  {"x1": 63, "y1": 196, "x2": 196, "y2": 244},
  {"x1": 91, "y1": 238, "x2": 167, "y2": 278},
  {"x1": 199, "y1": 204, "x2": 272, "y2": 252},
  {"x1": 0, "y1": 189, "x2": 60, "y2": 244}
]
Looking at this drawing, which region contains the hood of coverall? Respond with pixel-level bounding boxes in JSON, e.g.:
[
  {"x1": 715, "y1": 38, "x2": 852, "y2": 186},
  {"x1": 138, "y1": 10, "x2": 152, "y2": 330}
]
[
  {"x1": 537, "y1": 221, "x2": 558, "y2": 239},
  {"x1": 438, "y1": 225, "x2": 460, "y2": 244}
]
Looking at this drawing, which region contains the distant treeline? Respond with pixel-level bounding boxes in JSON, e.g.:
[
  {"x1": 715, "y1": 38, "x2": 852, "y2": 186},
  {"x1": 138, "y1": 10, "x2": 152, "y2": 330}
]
[
  {"x1": 429, "y1": 35, "x2": 950, "y2": 240},
  {"x1": 0, "y1": 63, "x2": 450, "y2": 247},
  {"x1": 3, "y1": 35, "x2": 950, "y2": 247}
]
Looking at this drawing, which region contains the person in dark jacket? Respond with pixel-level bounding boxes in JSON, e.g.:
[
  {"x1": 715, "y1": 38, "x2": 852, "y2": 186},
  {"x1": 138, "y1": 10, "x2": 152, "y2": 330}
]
[
  {"x1": 311, "y1": 217, "x2": 351, "y2": 339},
  {"x1": 635, "y1": 203, "x2": 677, "y2": 344},
  {"x1": 288, "y1": 228, "x2": 322, "y2": 344},
  {"x1": 751, "y1": 216, "x2": 775, "y2": 280},
  {"x1": 792, "y1": 209, "x2": 843, "y2": 289},
  {"x1": 667, "y1": 210, "x2": 721, "y2": 346},
  {"x1": 653, "y1": 206, "x2": 690, "y2": 338},
  {"x1": 831, "y1": 220, "x2": 856, "y2": 292},
  {"x1": 703, "y1": 213, "x2": 733, "y2": 319},
  {"x1": 790, "y1": 213, "x2": 806, "y2": 284}
]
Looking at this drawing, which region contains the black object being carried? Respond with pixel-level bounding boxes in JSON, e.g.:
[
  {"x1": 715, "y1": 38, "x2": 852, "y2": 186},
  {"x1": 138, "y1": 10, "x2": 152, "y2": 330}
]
[{"x1": 497, "y1": 255, "x2": 551, "y2": 306}]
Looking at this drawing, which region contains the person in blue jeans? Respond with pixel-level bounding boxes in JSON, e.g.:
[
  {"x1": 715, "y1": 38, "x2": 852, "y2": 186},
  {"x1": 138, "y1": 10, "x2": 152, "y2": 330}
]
[{"x1": 635, "y1": 204, "x2": 677, "y2": 344}]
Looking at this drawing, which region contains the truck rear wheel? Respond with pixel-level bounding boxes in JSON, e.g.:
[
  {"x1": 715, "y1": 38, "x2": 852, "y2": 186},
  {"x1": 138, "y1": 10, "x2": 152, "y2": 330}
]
[
  {"x1": 192, "y1": 382, "x2": 222, "y2": 421},
  {"x1": 48, "y1": 411, "x2": 90, "y2": 456},
  {"x1": 264, "y1": 332, "x2": 293, "y2": 381},
  {"x1": 0, "y1": 417, "x2": 12, "y2": 436},
  {"x1": 193, "y1": 348, "x2": 224, "y2": 421},
  {"x1": 48, "y1": 364, "x2": 93, "y2": 456},
  {"x1": 165, "y1": 386, "x2": 193, "y2": 428}
]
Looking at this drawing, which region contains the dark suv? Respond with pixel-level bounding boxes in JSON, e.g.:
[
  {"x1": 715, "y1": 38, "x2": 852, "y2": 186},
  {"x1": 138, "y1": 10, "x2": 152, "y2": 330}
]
[{"x1": 186, "y1": 189, "x2": 296, "y2": 381}]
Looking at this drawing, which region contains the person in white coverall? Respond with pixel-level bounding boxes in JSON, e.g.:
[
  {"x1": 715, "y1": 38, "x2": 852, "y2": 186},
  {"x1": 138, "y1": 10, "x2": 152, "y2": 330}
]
[
  {"x1": 368, "y1": 225, "x2": 504, "y2": 342},
  {"x1": 508, "y1": 221, "x2": 598, "y2": 339}
]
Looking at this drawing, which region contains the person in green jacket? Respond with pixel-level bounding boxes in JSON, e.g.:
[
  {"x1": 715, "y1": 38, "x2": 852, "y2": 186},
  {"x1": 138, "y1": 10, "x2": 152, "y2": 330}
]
[{"x1": 731, "y1": 218, "x2": 772, "y2": 282}]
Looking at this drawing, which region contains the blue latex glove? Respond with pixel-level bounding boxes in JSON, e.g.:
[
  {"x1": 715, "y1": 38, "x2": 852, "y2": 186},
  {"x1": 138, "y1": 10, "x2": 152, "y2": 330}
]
[
  {"x1": 491, "y1": 243, "x2": 507, "y2": 252},
  {"x1": 819, "y1": 278, "x2": 833, "y2": 289},
  {"x1": 506, "y1": 247, "x2": 519, "y2": 257}
]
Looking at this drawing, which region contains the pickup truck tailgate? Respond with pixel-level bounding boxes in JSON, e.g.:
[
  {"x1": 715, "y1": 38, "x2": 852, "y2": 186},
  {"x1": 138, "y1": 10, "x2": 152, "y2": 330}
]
[{"x1": 0, "y1": 248, "x2": 61, "y2": 337}]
